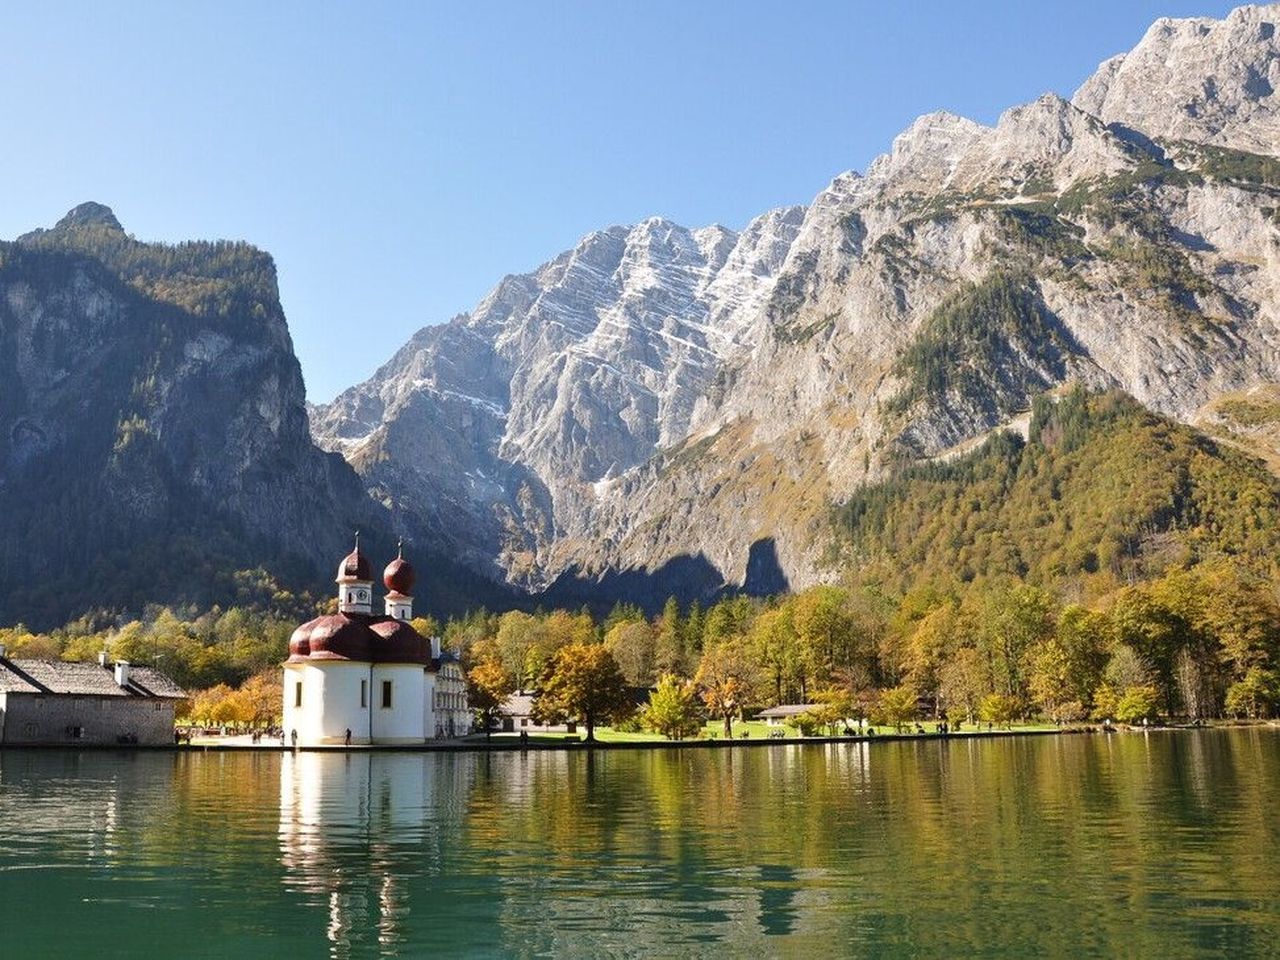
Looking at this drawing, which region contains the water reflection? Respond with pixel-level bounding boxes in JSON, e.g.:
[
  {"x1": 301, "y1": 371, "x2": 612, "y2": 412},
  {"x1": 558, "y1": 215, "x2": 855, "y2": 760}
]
[
  {"x1": 279, "y1": 751, "x2": 478, "y2": 957},
  {"x1": 0, "y1": 731, "x2": 1278, "y2": 957}
]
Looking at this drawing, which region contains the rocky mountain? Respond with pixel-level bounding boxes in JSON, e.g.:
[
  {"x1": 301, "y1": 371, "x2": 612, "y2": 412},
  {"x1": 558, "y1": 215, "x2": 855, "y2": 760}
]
[
  {"x1": 311, "y1": 208, "x2": 805, "y2": 595},
  {"x1": 312, "y1": 3, "x2": 1280, "y2": 609},
  {"x1": 0, "y1": 204, "x2": 479, "y2": 628}
]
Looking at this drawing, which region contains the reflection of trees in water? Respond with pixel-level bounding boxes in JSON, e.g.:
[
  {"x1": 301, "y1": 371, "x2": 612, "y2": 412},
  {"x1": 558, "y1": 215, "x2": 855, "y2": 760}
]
[
  {"x1": 3, "y1": 733, "x2": 1277, "y2": 956},
  {"x1": 449, "y1": 736, "x2": 1280, "y2": 955}
]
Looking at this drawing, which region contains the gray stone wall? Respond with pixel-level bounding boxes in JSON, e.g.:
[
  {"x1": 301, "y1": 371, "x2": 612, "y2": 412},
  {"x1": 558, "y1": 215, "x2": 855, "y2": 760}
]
[{"x1": 0, "y1": 693, "x2": 176, "y2": 746}]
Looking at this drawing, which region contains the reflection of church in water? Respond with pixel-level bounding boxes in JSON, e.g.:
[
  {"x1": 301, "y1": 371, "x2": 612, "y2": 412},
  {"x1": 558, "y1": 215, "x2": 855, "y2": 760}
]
[
  {"x1": 277, "y1": 749, "x2": 827, "y2": 955},
  {"x1": 278, "y1": 751, "x2": 480, "y2": 955},
  {"x1": 282, "y1": 539, "x2": 471, "y2": 746}
]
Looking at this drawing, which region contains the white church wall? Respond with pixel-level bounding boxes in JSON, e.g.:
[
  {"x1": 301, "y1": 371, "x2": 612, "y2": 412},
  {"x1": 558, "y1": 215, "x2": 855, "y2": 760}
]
[
  {"x1": 285, "y1": 662, "x2": 371, "y2": 746},
  {"x1": 370, "y1": 665, "x2": 425, "y2": 743}
]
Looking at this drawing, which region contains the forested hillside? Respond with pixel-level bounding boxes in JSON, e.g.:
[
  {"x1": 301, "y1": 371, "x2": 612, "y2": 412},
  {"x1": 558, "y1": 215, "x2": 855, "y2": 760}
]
[
  {"x1": 834, "y1": 389, "x2": 1280, "y2": 595},
  {"x1": 8, "y1": 388, "x2": 1278, "y2": 724}
]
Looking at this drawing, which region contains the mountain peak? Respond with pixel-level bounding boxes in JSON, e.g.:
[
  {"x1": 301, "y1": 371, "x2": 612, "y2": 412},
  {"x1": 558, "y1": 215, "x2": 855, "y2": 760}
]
[
  {"x1": 54, "y1": 202, "x2": 123, "y2": 233},
  {"x1": 1072, "y1": 3, "x2": 1280, "y2": 153}
]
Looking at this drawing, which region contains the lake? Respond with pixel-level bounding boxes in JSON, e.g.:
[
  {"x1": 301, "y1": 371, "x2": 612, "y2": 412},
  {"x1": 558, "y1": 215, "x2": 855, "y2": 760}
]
[{"x1": 1, "y1": 729, "x2": 1277, "y2": 958}]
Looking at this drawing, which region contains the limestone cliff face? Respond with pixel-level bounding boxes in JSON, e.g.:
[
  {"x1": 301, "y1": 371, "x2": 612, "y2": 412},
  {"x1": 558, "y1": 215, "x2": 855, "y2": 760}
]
[
  {"x1": 1073, "y1": 4, "x2": 1280, "y2": 153},
  {"x1": 311, "y1": 209, "x2": 804, "y2": 588},
  {"x1": 315, "y1": 4, "x2": 1280, "y2": 605},
  {"x1": 0, "y1": 204, "x2": 392, "y2": 626}
]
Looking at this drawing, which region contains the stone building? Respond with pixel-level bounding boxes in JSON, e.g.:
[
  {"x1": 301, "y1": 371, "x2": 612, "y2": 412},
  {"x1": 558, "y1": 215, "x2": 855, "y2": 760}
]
[
  {"x1": 282, "y1": 538, "x2": 472, "y2": 746},
  {"x1": 0, "y1": 652, "x2": 186, "y2": 745}
]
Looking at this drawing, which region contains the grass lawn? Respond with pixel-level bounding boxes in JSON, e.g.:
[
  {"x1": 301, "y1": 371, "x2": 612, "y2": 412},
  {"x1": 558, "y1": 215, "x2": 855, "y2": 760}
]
[{"x1": 480, "y1": 718, "x2": 1065, "y2": 745}]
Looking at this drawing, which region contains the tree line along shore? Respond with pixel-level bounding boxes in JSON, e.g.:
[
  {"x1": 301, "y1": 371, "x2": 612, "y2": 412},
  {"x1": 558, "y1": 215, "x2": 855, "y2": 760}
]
[{"x1": 2, "y1": 552, "x2": 1278, "y2": 740}]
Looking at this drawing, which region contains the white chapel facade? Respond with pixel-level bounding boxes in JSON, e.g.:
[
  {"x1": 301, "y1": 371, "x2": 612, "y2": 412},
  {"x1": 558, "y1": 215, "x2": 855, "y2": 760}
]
[{"x1": 282, "y1": 539, "x2": 471, "y2": 746}]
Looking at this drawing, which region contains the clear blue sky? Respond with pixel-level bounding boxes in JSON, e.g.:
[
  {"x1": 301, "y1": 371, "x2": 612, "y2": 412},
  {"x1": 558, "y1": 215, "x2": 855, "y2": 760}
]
[{"x1": 0, "y1": 1, "x2": 1238, "y2": 401}]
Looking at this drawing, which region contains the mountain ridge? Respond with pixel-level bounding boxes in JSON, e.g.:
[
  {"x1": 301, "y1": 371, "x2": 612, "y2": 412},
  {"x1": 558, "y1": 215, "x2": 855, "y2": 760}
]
[
  {"x1": 3, "y1": 5, "x2": 1279, "y2": 628},
  {"x1": 311, "y1": 3, "x2": 1280, "y2": 606}
]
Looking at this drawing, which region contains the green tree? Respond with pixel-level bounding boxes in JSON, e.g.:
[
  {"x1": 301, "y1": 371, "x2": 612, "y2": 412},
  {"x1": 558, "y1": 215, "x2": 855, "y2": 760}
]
[
  {"x1": 874, "y1": 685, "x2": 918, "y2": 731},
  {"x1": 654, "y1": 597, "x2": 685, "y2": 677},
  {"x1": 749, "y1": 605, "x2": 799, "y2": 704},
  {"x1": 604, "y1": 619, "x2": 658, "y2": 687},
  {"x1": 494, "y1": 610, "x2": 545, "y2": 692},
  {"x1": 977, "y1": 582, "x2": 1055, "y2": 702},
  {"x1": 793, "y1": 585, "x2": 857, "y2": 698},
  {"x1": 978, "y1": 692, "x2": 1019, "y2": 728},
  {"x1": 793, "y1": 687, "x2": 857, "y2": 736},
  {"x1": 1115, "y1": 685, "x2": 1160, "y2": 724},
  {"x1": 642, "y1": 674, "x2": 703, "y2": 740},
  {"x1": 1224, "y1": 667, "x2": 1280, "y2": 719}
]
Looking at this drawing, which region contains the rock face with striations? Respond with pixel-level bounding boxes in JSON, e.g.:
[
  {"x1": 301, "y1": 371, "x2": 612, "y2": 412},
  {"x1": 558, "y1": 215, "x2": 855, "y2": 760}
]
[
  {"x1": 311, "y1": 4, "x2": 1280, "y2": 608},
  {"x1": 311, "y1": 209, "x2": 805, "y2": 592},
  {"x1": 0, "y1": 204, "x2": 394, "y2": 626}
]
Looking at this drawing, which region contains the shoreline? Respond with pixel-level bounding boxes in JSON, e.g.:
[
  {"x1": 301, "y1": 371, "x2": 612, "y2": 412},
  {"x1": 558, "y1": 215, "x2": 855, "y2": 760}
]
[{"x1": 5, "y1": 720, "x2": 1273, "y2": 754}]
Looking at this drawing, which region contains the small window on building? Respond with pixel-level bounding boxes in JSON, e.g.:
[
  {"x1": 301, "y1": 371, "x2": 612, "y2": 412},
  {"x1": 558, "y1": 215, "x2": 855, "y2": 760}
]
[
  {"x1": 521, "y1": 718, "x2": 528, "y2": 727},
  {"x1": 381, "y1": 680, "x2": 393, "y2": 709},
  {"x1": 294, "y1": 681, "x2": 303, "y2": 709},
  {"x1": 361, "y1": 679, "x2": 368, "y2": 708}
]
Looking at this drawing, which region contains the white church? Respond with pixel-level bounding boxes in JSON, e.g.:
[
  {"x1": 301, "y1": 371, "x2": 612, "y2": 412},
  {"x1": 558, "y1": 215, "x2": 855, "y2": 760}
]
[{"x1": 282, "y1": 538, "x2": 471, "y2": 746}]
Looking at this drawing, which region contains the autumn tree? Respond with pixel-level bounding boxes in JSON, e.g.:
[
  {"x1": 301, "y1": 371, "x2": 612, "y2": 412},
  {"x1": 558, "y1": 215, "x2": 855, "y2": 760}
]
[
  {"x1": 533, "y1": 643, "x2": 631, "y2": 742},
  {"x1": 938, "y1": 646, "x2": 986, "y2": 724},
  {"x1": 237, "y1": 670, "x2": 282, "y2": 727},
  {"x1": 695, "y1": 641, "x2": 756, "y2": 738},
  {"x1": 604, "y1": 619, "x2": 658, "y2": 687},
  {"x1": 904, "y1": 603, "x2": 959, "y2": 712},
  {"x1": 468, "y1": 658, "x2": 516, "y2": 739}
]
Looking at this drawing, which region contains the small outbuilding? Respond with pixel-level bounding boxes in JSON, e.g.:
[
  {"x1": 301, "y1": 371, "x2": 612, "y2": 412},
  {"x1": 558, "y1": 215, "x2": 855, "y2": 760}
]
[
  {"x1": 755, "y1": 704, "x2": 819, "y2": 727},
  {"x1": 498, "y1": 693, "x2": 576, "y2": 734},
  {"x1": 0, "y1": 651, "x2": 185, "y2": 745}
]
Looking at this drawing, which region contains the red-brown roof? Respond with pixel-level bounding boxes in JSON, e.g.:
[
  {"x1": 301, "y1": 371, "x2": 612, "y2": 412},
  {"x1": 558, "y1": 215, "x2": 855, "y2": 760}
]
[
  {"x1": 383, "y1": 556, "x2": 415, "y2": 595},
  {"x1": 368, "y1": 618, "x2": 431, "y2": 665},
  {"x1": 288, "y1": 613, "x2": 432, "y2": 665},
  {"x1": 289, "y1": 613, "x2": 375, "y2": 662},
  {"x1": 335, "y1": 546, "x2": 372, "y2": 583}
]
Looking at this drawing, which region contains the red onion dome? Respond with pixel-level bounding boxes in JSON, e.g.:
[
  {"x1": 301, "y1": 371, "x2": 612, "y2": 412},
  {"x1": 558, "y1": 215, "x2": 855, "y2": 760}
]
[
  {"x1": 288, "y1": 614, "x2": 375, "y2": 662},
  {"x1": 383, "y1": 556, "x2": 415, "y2": 596},
  {"x1": 369, "y1": 617, "x2": 431, "y2": 665},
  {"x1": 336, "y1": 544, "x2": 371, "y2": 583},
  {"x1": 287, "y1": 623, "x2": 311, "y2": 660}
]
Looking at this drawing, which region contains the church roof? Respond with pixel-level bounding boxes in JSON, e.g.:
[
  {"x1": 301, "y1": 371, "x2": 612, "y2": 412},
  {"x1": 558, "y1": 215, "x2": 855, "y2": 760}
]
[
  {"x1": 368, "y1": 618, "x2": 431, "y2": 665},
  {"x1": 288, "y1": 613, "x2": 433, "y2": 666}
]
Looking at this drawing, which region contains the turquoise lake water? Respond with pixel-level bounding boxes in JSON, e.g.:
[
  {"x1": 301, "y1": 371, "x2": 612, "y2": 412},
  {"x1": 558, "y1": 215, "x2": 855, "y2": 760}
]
[{"x1": 1, "y1": 729, "x2": 1277, "y2": 958}]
